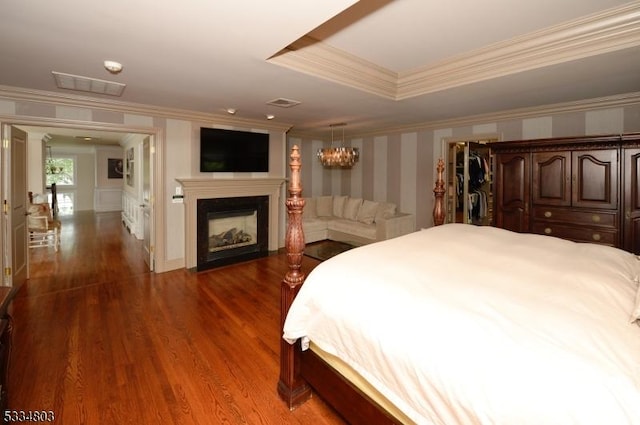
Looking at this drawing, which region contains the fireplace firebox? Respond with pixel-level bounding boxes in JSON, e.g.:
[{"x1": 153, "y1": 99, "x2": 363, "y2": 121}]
[{"x1": 197, "y1": 195, "x2": 269, "y2": 271}]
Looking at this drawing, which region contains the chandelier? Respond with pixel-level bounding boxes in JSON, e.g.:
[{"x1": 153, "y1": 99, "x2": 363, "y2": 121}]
[
  {"x1": 45, "y1": 146, "x2": 64, "y2": 175},
  {"x1": 317, "y1": 123, "x2": 359, "y2": 168}
]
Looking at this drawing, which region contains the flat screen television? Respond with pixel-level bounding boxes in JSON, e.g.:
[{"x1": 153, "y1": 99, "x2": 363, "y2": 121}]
[{"x1": 200, "y1": 127, "x2": 269, "y2": 172}]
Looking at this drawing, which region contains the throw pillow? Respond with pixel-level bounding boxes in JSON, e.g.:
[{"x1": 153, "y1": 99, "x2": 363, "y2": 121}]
[
  {"x1": 333, "y1": 195, "x2": 348, "y2": 218},
  {"x1": 357, "y1": 200, "x2": 379, "y2": 225},
  {"x1": 374, "y1": 202, "x2": 397, "y2": 223},
  {"x1": 344, "y1": 198, "x2": 363, "y2": 221},
  {"x1": 316, "y1": 196, "x2": 333, "y2": 217}
]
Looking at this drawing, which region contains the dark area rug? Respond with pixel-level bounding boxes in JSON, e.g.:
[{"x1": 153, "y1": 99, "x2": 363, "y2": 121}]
[{"x1": 304, "y1": 240, "x2": 357, "y2": 262}]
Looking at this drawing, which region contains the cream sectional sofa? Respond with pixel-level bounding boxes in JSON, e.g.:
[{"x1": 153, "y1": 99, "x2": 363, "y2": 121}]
[{"x1": 302, "y1": 195, "x2": 415, "y2": 245}]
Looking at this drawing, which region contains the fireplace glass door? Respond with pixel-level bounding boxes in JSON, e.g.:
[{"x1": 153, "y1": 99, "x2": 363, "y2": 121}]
[
  {"x1": 197, "y1": 195, "x2": 268, "y2": 271},
  {"x1": 208, "y1": 209, "x2": 257, "y2": 253}
]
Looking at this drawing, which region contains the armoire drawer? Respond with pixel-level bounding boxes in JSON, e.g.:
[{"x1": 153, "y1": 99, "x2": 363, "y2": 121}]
[
  {"x1": 531, "y1": 222, "x2": 617, "y2": 246},
  {"x1": 531, "y1": 207, "x2": 617, "y2": 228}
]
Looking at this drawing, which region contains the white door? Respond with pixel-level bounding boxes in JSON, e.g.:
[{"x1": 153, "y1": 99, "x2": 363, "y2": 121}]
[
  {"x1": 142, "y1": 136, "x2": 153, "y2": 270},
  {"x1": 2, "y1": 125, "x2": 28, "y2": 287}
]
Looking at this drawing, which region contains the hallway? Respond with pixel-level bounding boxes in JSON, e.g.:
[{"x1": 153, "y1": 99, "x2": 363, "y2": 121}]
[{"x1": 25, "y1": 211, "x2": 148, "y2": 294}]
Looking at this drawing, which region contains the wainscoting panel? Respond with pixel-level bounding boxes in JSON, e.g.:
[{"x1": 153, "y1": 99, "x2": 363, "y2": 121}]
[{"x1": 94, "y1": 188, "x2": 122, "y2": 213}]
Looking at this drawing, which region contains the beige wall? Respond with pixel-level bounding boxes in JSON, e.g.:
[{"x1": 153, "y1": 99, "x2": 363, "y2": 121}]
[
  {"x1": 0, "y1": 89, "x2": 290, "y2": 273},
  {"x1": 288, "y1": 101, "x2": 640, "y2": 231}
]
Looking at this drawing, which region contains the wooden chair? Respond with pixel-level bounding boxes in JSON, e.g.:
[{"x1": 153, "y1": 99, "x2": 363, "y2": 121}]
[{"x1": 27, "y1": 201, "x2": 61, "y2": 252}]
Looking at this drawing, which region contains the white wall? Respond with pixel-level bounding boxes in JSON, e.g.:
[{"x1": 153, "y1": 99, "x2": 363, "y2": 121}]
[{"x1": 95, "y1": 146, "x2": 124, "y2": 212}]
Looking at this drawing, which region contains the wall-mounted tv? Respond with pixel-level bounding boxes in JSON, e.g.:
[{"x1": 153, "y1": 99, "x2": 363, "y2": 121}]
[{"x1": 200, "y1": 127, "x2": 269, "y2": 173}]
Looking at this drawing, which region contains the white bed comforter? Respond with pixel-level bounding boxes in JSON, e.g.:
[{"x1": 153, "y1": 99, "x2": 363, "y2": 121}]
[{"x1": 283, "y1": 224, "x2": 640, "y2": 425}]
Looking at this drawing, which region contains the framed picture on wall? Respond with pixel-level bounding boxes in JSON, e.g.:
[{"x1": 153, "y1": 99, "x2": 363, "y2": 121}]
[{"x1": 107, "y1": 158, "x2": 124, "y2": 179}]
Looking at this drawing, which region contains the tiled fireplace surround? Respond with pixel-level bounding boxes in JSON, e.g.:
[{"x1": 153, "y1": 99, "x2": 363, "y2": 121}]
[{"x1": 176, "y1": 178, "x2": 286, "y2": 270}]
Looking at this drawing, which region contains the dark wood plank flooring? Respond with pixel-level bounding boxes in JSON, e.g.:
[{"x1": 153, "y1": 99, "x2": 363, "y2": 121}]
[{"x1": 9, "y1": 211, "x2": 345, "y2": 425}]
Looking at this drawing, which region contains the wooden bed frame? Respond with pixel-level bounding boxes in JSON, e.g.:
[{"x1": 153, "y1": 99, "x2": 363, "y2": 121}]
[{"x1": 277, "y1": 146, "x2": 448, "y2": 424}]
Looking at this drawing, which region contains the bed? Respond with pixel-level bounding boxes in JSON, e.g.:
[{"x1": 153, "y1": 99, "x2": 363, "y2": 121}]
[{"x1": 278, "y1": 147, "x2": 640, "y2": 424}]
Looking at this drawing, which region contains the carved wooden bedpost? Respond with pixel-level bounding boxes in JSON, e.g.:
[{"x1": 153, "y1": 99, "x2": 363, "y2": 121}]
[
  {"x1": 278, "y1": 145, "x2": 311, "y2": 409},
  {"x1": 433, "y1": 158, "x2": 446, "y2": 226}
]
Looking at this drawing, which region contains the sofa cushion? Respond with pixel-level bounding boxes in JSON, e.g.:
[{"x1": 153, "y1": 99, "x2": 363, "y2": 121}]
[
  {"x1": 344, "y1": 198, "x2": 363, "y2": 221},
  {"x1": 302, "y1": 197, "x2": 317, "y2": 219},
  {"x1": 316, "y1": 196, "x2": 333, "y2": 217},
  {"x1": 333, "y1": 195, "x2": 348, "y2": 218},
  {"x1": 357, "y1": 200, "x2": 379, "y2": 224},
  {"x1": 375, "y1": 202, "x2": 397, "y2": 223},
  {"x1": 328, "y1": 218, "x2": 377, "y2": 241}
]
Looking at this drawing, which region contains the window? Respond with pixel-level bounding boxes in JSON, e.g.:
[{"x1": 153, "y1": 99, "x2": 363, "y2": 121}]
[{"x1": 46, "y1": 155, "x2": 75, "y2": 186}]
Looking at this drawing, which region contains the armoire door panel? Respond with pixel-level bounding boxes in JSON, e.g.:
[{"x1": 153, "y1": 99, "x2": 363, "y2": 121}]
[
  {"x1": 532, "y1": 152, "x2": 570, "y2": 206},
  {"x1": 623, "y1": 148, "x2": 640, "y2": 254},
  {"x1": 494, "y1": 153, "x2": 529, "y2": 232},
  {"x1": 571, "y1": 150, "x2": 617, "y2": 209}
]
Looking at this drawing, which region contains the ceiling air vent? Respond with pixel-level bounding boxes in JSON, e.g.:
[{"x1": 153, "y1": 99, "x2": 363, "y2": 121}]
[
  {"x1": 52, "y1": 71, "x2": 126, "y2": 97},
  {"x1": 266, "y1": 98, "x2": 301, "y2": 108}
]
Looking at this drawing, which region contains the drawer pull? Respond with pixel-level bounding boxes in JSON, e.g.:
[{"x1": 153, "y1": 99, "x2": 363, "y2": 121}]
[
  {"x1": 592, "y1": 233, "x2": 601, "y2": 241},
  {"x1": 592, "y1": 215, "x2": 601, "y2": 223},
  {"x1": 544, "y1": 227, "x2": 552, "y2": 235},
  {"x1": 544, "y1": 211, "x2": 552, "y2": 218}
]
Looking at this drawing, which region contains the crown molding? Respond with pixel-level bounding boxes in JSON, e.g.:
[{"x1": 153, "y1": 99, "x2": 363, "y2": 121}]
[
  {"x1": 0, "y1": 85, "x2": 294, "y2": 133},
  {"x1": 398, "y1": 2, "x2": 640, "y2": 99},
  {"x1": 287, "y1": 91, "x2": 640, "y2": 139},
  {"x1": 269, "y1": 37, "x2": 398, "y2": 99},
  {"x1": 368, "y1": 91, "x2": 640, "y2": 138},
  {"x1": 269, "y1": 2, "x2": 640, "y2": 101}
]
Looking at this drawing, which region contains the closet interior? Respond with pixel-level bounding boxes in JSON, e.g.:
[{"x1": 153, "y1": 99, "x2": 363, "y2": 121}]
[{"x1": 445, "y1": 139, "x2": 495, "y2": 225}]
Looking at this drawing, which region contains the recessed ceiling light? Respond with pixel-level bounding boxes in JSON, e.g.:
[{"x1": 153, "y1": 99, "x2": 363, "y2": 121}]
[
  {"x1": 266, "y1": 114, "x2": 275, "y2": 120},
  {"x1": 104, "y1": 60, "x2": 123, "y2": 74},
  {"x1": 226, "y1": 108, "x2": 237, "y2": 115}
]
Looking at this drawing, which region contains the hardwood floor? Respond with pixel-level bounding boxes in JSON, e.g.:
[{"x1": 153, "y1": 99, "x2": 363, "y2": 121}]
[{"x1": 10, "y1": 211, "x2": 345, "y2": 425}]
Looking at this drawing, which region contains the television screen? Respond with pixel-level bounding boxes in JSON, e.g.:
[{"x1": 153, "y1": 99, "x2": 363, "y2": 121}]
[{"x1": 200, "y1": 128, "x2": 269, "y2": 172}]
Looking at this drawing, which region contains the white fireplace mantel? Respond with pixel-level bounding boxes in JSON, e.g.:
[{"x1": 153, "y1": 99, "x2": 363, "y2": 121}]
[{"x1": 176, "y1": 178, "x2": 286, "y2": 269}]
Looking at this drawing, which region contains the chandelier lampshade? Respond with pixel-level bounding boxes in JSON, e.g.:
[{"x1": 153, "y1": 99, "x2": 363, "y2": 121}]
[{"x1": 317, "y1": 123, "x2": 359, "y2": 168}]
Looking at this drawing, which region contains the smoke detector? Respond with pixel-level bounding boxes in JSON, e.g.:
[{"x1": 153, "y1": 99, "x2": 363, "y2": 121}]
[{"x1": 104, "y1": 60, "x2": 123, "y2": 74}]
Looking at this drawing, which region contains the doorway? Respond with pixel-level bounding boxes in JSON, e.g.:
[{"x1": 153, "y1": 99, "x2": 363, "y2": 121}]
[
  {"x1": 1, "y1": 121, "x2": 158, "y2": 283},
  {"x1": 444, "y1": 137, "x2": 497, "y2": 226}
]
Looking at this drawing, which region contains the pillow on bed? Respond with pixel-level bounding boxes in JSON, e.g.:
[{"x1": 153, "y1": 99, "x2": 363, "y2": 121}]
[
  {"x1": 575, "y1": 245, "x2": 640, "y2": 323},
  {"x1": 357, "y1": 200, "x2": 379, "y2": 224},
  {"x1": 316, "y1": 196, "x2": 333, "y2": 217},
  {"x1": 302, "y1": 197, "x2": 317, "y2": 219},
  {"x1": 343, "y1": 198, "x2": 363, "y2": 221},
  {"x1": 333, "y1": 195, "x2": 348, "y2": 218},
  {"x1": 632, "y1": 287, "x2": 640, "y2": 323}
]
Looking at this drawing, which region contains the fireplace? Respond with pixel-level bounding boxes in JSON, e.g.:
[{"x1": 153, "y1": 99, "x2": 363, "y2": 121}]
[
  {"x1": 197, "y1": 196, "x2": 269, "y2": 271},
  {"x1": 176, "y1": 177, "x2": 285, "y2": 270}
]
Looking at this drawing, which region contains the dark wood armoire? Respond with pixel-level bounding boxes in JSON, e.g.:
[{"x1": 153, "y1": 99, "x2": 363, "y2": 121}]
[{"x1": 492, "y1": 133, "x2": 640, "y2": 254}]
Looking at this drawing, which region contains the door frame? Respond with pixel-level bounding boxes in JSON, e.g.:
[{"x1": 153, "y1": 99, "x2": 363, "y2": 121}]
[
  {"x1": 441, "y1": 134, "x2": 500, "y2": 225},
  {"x1": 0, "y1": 117, "x2": 165, "y2": 275}
]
